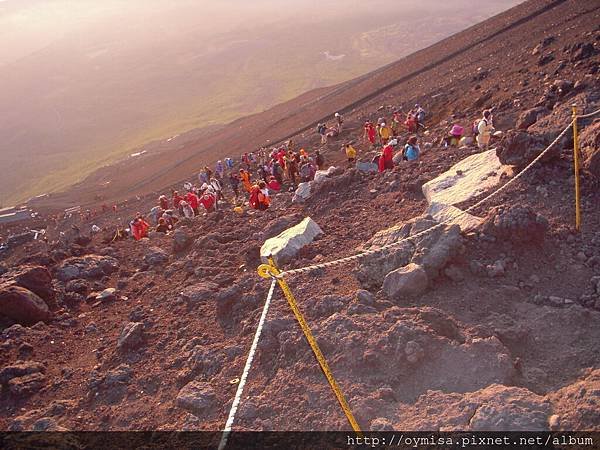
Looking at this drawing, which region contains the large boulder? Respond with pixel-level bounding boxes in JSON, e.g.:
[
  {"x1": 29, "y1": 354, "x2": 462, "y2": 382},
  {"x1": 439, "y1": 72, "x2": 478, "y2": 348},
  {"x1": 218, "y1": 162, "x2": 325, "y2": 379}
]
[
  {"x1": 426, "y1": 202, "x2": 482, "y2": 233},
  {"x1": 0, "y1": 361, "x2": 46, "y2": 385},
  {"x1": 580, "y1": 120, "x2": 600, "y2": 180},
  {"x1": 422, "y1": 150, "x2": 505, "y2": 206},
  {"x1": 495, "y1": 130, "x2": 557, "y2": 170},
  {"x1": 292, "y1": 182, "x2": 311, "y2": 203},
  {"x1": 144, "y1": 247, "x2": 169, "y2": 266},
  {"x1": 480, "y1": 205, "x2": 549, "y2": 244},
  {"x1": 0, "y1": 265, "x2": 54, "y2": 302},
  {"x1": 0, "y1": 285, "x2": 52, "y2": 325},
  {"x1": 172, "y1": 228, "x2": 192, "y2": 252},
  {"x1": 357, "y1": 216, "x2": 462, "y2": 289},
  {"x1": 397, "y1": 384, "x2": 550, "y2": 431},
  {"x1": 55, "y1": 255, "x2": 119, "y2": 282},
  {"x1": 382, "y1": 263, "x2": 428, "y2": 300},
  {"x1": 179, "y1": 282, "x2": 219, "y2": 306},
  {"x1": 260, "y1": 217, "x2": 323, "y2": 266},
  {"x1": 515, "y1": 107, "x2": 550, "y2": 130},
  {"x1": 176, "y1": 381, "x2": 217, "y2": 417},
  {"x1": 313, "y1": 166, "x2": 337, "y2": 183}
]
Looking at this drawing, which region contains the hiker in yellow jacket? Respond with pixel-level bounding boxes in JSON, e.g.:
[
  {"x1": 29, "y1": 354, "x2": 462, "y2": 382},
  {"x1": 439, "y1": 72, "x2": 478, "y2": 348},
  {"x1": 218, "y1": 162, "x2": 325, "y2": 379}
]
[{"x1": 378, "y1": 122, "x2": 392, "y2": 145}]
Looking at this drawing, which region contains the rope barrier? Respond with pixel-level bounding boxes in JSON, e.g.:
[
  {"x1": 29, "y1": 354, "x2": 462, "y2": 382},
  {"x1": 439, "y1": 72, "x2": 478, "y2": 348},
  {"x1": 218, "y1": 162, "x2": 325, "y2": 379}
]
[
  {"x1": 258, "y1": 259, "x2": 363, "y2": 435},
  {"x1": 278, "y1": 118, "x2": 577, "y2": 278},
  {"x1": 577, "y1": 107, "x2": 600, "y2": 119},
  {"x1": 218, "y1": 279, "x2": 277, "y2": 450}
]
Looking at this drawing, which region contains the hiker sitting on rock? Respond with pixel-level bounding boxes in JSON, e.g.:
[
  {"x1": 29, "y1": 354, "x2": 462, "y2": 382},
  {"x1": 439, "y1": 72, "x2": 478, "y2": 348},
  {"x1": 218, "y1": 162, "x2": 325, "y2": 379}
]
[
  {"x1": 267, "y1": 175, "x2": 281, "y2": 193},
  {"x1": 155, "y1": 217, "x2": 170, "y2": 234},
  {"x1": 162, "y1": 210, "x2": 178, "y2": 229},
  {"x1": 130, "y1": 213, "x2": 150, "y2": 241},
  {"x1": 249, "y1": 181, "x2": 270, "y2": 211}
]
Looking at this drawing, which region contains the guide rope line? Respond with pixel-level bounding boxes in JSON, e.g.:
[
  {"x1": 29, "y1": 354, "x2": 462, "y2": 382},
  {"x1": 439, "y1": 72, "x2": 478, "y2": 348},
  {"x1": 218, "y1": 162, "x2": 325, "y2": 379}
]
[
  {"x1": 277, "y1": 118, "x2": 576, "y2": 278},
  {"x1": 577, "y1": 107, "x2": 600, "y2": 119},
  {"x1": 218, "y1": 278, "x2": 277, "y2": 450},
  {"x1": 258, "y1": 259, "x2": 363, "y2": 435}
]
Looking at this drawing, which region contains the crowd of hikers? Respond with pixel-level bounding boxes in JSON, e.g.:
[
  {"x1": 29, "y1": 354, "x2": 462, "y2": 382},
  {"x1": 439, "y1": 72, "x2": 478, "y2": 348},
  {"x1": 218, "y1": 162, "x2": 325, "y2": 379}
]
[{"x1": 69, "y1": 107, "x2": 495, "y2": 242}]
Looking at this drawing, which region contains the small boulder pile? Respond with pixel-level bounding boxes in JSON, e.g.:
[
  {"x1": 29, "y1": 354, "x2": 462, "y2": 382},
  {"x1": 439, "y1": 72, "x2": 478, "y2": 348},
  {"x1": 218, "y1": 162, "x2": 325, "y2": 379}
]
[{"x1": 356, "y1": 215, "x2": 463, "y2": 301}]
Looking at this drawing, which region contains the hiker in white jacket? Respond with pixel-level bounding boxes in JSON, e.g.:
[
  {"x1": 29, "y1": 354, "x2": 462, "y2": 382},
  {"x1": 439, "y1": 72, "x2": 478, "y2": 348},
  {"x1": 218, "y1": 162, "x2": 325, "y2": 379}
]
[{"x1": 476, "y1": 109, "x2": 494, "y2": 149}]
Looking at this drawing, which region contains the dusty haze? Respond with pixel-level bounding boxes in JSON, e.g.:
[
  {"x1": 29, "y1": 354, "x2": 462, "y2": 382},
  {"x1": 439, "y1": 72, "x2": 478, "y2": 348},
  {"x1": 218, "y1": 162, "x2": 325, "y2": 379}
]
[{"x1": 0, "y1": 0, "x2": 521, "y2": 206}]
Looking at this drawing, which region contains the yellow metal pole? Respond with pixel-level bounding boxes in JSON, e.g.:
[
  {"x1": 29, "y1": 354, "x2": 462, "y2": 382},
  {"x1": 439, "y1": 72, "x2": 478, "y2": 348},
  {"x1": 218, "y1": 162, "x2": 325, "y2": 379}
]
[
  {"x1": 572, "y1": 105, "x2": 581, "y2": 232},
  {"x1": 258, "y1": 260, "x2": 363, "y2": 435}
]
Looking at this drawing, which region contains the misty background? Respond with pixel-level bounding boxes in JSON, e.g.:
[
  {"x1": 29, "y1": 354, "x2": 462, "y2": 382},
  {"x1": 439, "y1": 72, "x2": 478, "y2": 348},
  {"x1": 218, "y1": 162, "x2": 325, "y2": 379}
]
[{"x1": 0, "y1": 0, "x2": 521, "y2": 206}]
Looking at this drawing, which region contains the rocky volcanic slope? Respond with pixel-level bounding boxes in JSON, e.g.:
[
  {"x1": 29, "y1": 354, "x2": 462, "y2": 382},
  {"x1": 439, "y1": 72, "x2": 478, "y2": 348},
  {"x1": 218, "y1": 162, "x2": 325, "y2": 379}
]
[{"x1": 1, "y1": 0, "x2": 600, "y2": 433}]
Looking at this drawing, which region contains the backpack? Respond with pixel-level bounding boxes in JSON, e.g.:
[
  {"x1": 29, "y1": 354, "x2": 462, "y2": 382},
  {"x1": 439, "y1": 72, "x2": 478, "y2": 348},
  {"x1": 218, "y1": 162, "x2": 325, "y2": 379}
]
[{"x1": 473, "y1": 118, "x2": 486, "y2": 136}]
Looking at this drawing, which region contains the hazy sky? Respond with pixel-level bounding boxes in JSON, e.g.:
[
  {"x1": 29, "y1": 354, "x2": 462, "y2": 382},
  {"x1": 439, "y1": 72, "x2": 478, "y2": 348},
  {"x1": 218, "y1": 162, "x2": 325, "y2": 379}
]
[{"x1": 0, "y1": 0, "x2": 522, "y2": 205}]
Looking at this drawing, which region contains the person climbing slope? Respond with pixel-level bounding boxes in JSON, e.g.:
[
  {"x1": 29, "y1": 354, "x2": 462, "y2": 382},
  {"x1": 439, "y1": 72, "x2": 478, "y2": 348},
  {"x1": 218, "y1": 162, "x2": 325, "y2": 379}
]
[
  {"x1": 345, "y1": 143, "x2": 357, "y2": 166},
  {"x1": 378, "y1": 139, "x2": 396, "y2": 172},
  {"x1": 364, "y1": 121, "x2": 376, "y2": 146},
  {"x1": 239, "y1": 169, "x2": 252, "y2": 193}
]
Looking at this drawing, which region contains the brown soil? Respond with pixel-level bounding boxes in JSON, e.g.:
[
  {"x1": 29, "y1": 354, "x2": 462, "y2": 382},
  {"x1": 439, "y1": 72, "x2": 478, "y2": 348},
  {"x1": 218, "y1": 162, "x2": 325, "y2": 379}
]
[{"x1": 1, "y1": 0, "x2": 600, "y2": 435}]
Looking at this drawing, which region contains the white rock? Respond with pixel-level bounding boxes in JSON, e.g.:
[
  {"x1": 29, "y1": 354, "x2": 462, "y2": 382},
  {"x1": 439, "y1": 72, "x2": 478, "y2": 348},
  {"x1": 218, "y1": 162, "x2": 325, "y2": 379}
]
[
  {"x1": 356, "y1": 162, "x2": 379, "y2": 173},
  {"x1": 292, "y1": 182, "x2": 311, "y2": 203},
  {"x1": 426, "y1": 202, "x2": 482, "y2": 233},
  {"x1": 260, "y1": 217, "x2": 324, "y2": 266},
  {"x1": 313, "y1": 166, "x2": 337, "y2": 183},
  {"x1": 382, "y1": 263, "x2": 429, "y2": 300},
  {"x1": 422, "y1": 149, "x2": 505, "y2": 206}
]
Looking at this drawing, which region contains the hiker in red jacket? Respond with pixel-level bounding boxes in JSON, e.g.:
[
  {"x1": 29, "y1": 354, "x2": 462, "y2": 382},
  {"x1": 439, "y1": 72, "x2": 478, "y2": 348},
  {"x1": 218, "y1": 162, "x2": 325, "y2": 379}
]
[
  {"x1": 267, "y1": 176, "x2": 281, "y2": 193},
  {"x1": 249, "y1": 181, "x2": 271, "y2": 211},
  {"x1": 172, "y1": 190, "x2": 184, "y2": 214},
  {"x1": 198, "y1": 192, "x2": 216, "y2": 212},
  {"x1": 364, "y1": 121, "x2": 376, "y2": 146},
  {"x1": 378, "y1": 139, "x2": 396, "y2": 172},
  {"x1": 130, "y1": 214, "x2": 149, "y2": 241},
  {"x1": 185, "y1": 190, "x2": 200, "y2": 216}
]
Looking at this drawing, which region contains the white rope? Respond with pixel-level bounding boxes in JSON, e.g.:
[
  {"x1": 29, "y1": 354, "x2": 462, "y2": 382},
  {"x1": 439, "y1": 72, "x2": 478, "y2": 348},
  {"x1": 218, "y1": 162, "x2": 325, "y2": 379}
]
[
  {"x1": 279, "y1": 120, "x2": 575, "y2": 278},
  {"x1": 218, "y1": 279, "x2": 277, "y2": 450},
  {"x1": 577, "y1": 107, "x2": 600, "y2": 120}
]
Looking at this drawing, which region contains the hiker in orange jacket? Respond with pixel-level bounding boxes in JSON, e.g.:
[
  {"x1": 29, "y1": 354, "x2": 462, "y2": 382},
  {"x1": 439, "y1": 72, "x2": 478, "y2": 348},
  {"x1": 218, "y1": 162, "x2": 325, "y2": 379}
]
[
  {"x1": 249, "y1": 181, "x2": 270, "y2": 211},
  {"x1": 239, "y1": 169, "x2": 252, "y2": 193}
]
